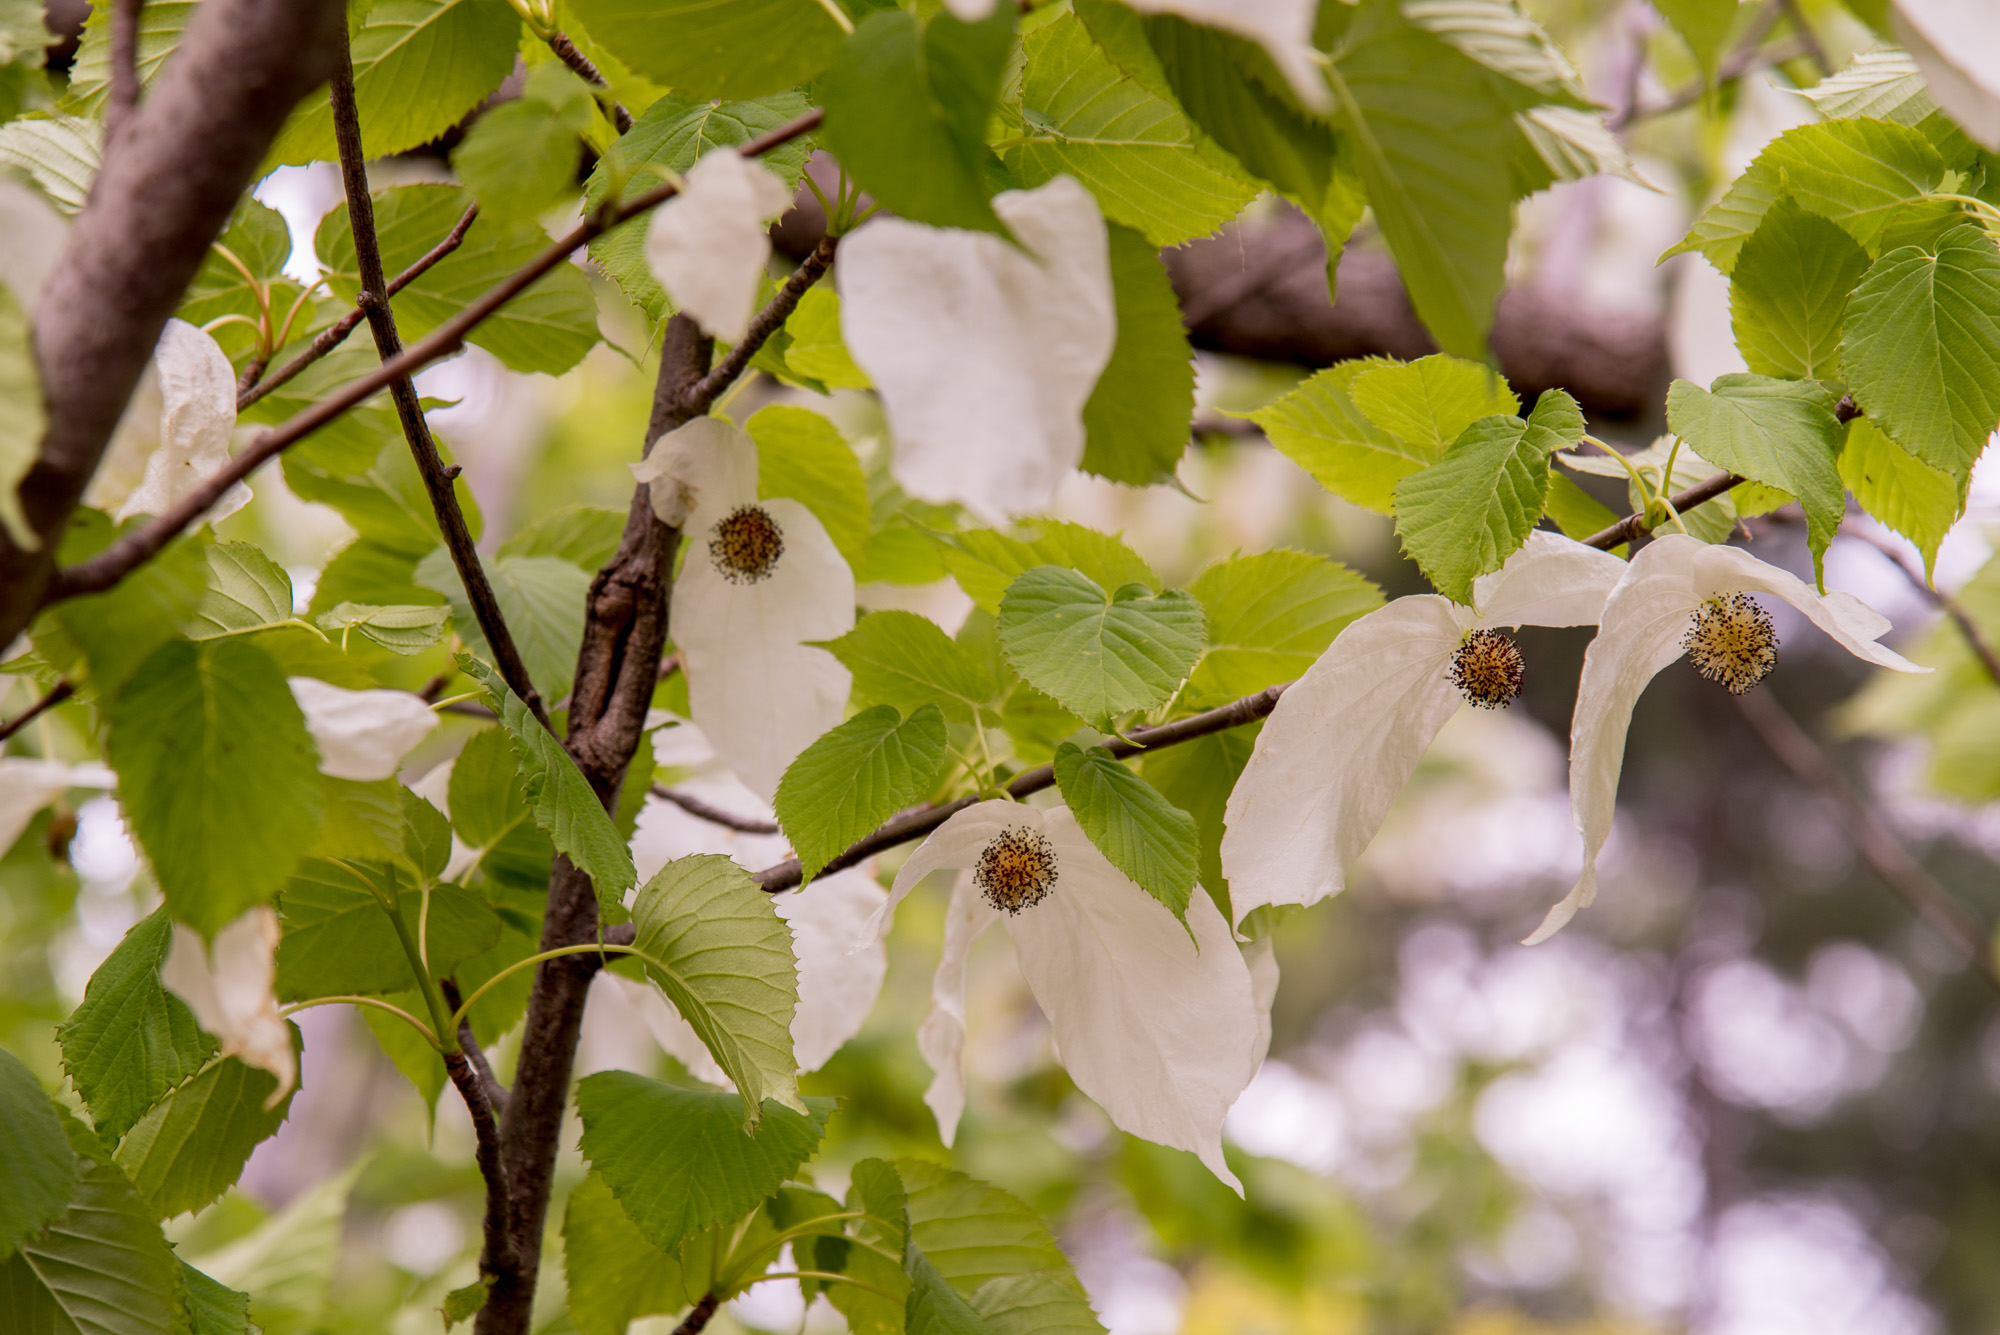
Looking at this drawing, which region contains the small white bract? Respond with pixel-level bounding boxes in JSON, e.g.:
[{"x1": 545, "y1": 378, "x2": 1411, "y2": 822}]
[
  {"x1": 0, "y1": 757, "x2": 115, "y2": 852},
  {"x1": 864, "y1": 798, "x2": 1262, "y2": 1192},
  {"x1": 160, "y1": 907, "x2": 296, "y2": 1108},
  {"x1": 1543, "y1": 534, "x2": 1929, "y2": 944},
  {"x1": 115, "y1": 319, "x2": 251, "y2": 525},
  {"x1": 288, "y1": 677, "x2": 438, "y2": 782},
  {"x1": 1122, "y1": 0, "x2": 1331, "y2": 112},
  {"x1": 1892, "y1": 0, "x2": 2000, "y2": 150},
  {"x1": 645, "y1": 149, "x2": 796, "y2": 344},
  {"x1": 1221, "y1": 532, "x2": 1628, "y2": 928}
]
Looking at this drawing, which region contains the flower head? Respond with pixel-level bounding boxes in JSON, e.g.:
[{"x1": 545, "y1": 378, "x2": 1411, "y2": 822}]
[
  {"x1": 872, "y1": 799, "x2": 1261, "y2": 1191},
  {"x1": 645, "y1": 149, "x2": 795, "y2": 344},
  {"x1": 288, "y1": 678, "x2": 438, "y2": 782},
  {"x1": 1540, "y1": 534, "x2": 1928, "y2": 944},
  {"x1": 631, "y1": 418, "x2": 854, "y2": 801},
  {"x1": 1221, "y1": 533, "x2": 1629, "y2": 927},
  {"x1": 160, "y1": 907, "x2": 296, "y2": 1107}
]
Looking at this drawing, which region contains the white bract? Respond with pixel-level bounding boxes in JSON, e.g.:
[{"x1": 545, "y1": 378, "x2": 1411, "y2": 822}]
[
  {"x1": 631, "y1": 418, "x2": 853, "y2": 801},
  {"x1": 1121, "y1": 0, "x2": 1331, "y2": 113},
  {"x1": 645, "y1": 149, "x2": 796, "y2": 344},
  {"x1": 0, "y1": 757, "x2": 115, "y2": 851},
  {"x1": 1222, "y1": 533, "x2": 1628, "y2": 927},
  {"x1": 1893, "y1": 0, "x2": 2000, "y2": 150},
  {"x1": 116, "y1": 319, "x2": 250, "y2": 524},
  {"x1": 873, "y1": 799, "x2": 1260, "y2": 1191},
  {"x1": 1544, "y1": 534, "x2": 1927, "y2": 944},
  {"x1": 288, "y1": 677, "x2": 438, "y2": 782},
  {"x1": 838, "y1": 176, "x2": 1116, "y2": 522},
  {"x1": 160, "y1": 907, "x2": 296, "y2": 1107}
]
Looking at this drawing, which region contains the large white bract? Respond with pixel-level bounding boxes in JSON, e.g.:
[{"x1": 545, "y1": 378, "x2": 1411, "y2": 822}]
[
  {"x1": 645, "y1": 149, "x2": 797, "y2": 344},
  {"x1": 160, "y1": 907, "x2": 297, "y2": 1108},
  {"x1": 1221, "y1": 533, "x2": 1628, "y2": 928},
  {"x1": 288, "y1": 677, "x2": 438, "y2": 782},
  {"x1": 1893, "y1": 0, "x2": 2000, "y2": 150}
]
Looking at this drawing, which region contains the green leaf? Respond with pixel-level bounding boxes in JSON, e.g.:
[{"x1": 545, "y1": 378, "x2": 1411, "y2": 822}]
[
  {"x1": 1079, "y1": 224, "x2": 1195, "y2": 486},
  {"x1": 1183, "y1": 549, "x2": 1382, "y2": 703},
  {"x1": 823, "y1": 612, "x2": 995, "y2": 723},
  {"x1": 273, "y1": 860, "x2": 499, "y2": 1000},
  {"x1": 1248, "y1": 358, "x2": 1414, "y2": 512},
  {"x1": 496, "y1": 505, "x2": 627, "y2": 571},
  {"x1": 56, "y1": 909, "x2": 216, "y2": 1144},
  {"x1": 462, "y1": 658, "x2": 637, "y2": 913},
  {"x1": 0, "y1": 279, "x2": 41, "y2": 549},
  {"x1": 1350, "y1": 352, "x2": 1521, "y2": 456},
  {"x1": 1008, "y1": 12, "x2": 1255, "y2": 247},
  {"x1": 0, "y1": 1047, "x2": 73, "y2": 1261},
  {"x1": 1652, "y1": 0, "x2": 1740, "y2": 82},
  {"x1": 1799, "y1": 48, "x2": 1935, "y2": 123},
  {"x1": 360, "y1": 990, "x2": 446, "y2": 1117},
  {"x1": 62, "y1": 0, "x2": 193, "y2": 115},
  {"x1": 186, "y1": 542, "x2": 295, "y2": 640},
  {"x1": 1729, "y1": 195, "x2": 1872, "y2": 380},
  {"x1": 1052, "y1": 744, "x2": 1198, "y2": 924},
  {"x1": 563, "y1": 1173, "x2": 699, "y2": 1335},
  {"x1": 629, "y1": 854, "x2": 803, "y2": 1122},
  {"x1": 268, "y1": 0, "x2": 519, "y2": 166},
  {"x1": 446, "y1": 726, "x2": 555, "y2": 891},
  {"x1": 317, "y1": 183, "x2": 599, "y2": 375},
  {"x1": 440, "y1": 1277, "x2": 488, "y2": 1330},
  {"x1": 0, "y1": 114, "x2": 99, "y2": 214},
  {"x1": 1841, "y1": 224, "x2": 2000, "y2": 479},
  {"x1": 1325, "y1": 2, "x2": 1521, "y2": 358},
  {"x1": 1665, "y1": 374, "x2": 1846, "y2": 581},
  {"x1": 314, "y1": 601, "x2": 452, "y2": 655},
  {"x1": 1403, "y1": 0, "x2": 1590, "y2": 102},
  {"x1": 43, "y1": 512, "x2": 206, "y2": 696},
  {"x1": 1393, "y1": 389, "x2": 1583, "y2": 602},
  {"x1": 183, "y1": 1163, "x2": 352, "y2": 1334},
  {"x1": 1668, "y1": 118, "x2": 1945, "y2": 274},
  {"x1": 775, "y1": 705, "x2": 949, "y2": 883},
  {"x1": 109, "y1": 639, "x2": 322, "y2": 937},
  {"x1": 179, "y1": 1261, "x2": 252, "y2": 1335},
  {"x1": 0, "y1": 1113, "x2": 187, "y2": 1335},
  {"x1": 782, "y1": 288, "x2": 872, "y2": 389},
  {"x1": 114, "y1": 1057, "x2": 294, "y2": 1221},
  {"x1": 1542, "y1": 471, "x2": 1620, "y2": 543},
  {"x1": 1512, "y1": 104, "x2": 1645, "y2": 191},
  {"x1": 822, "y1": 7, "x2": 1015, "y2": 235},
  {"x1": 583, "y1": 92, "x2": 815, "y2": 320},
  {"x1": 450, "y1": 65, "x2": 593, "y2": 225},
  {"x1": 941, "y1": 522, "x2": 1159, "y2": 615},
  {"x1": 972, "y1": 1271, "x2": 1107, "y2": 1335},
  {"x1": 416, "y1": 548, "x2": 590, "y2": 704},
  {"x1": 997, "y1": 567, "x2": 1205, "y2": 726},
  {"x1": 1841, "y1": 416, "x2": 1964, "y2": 581},
  {"x1": 907, "y1": 1245, "x2": 996, "y2": 1335},
  {"x1": 750, "y1": 405, "x2": 872, "y2": 566},
  {"x1": 576, "y1": 1072, "x2": 834, "y2": 1254},
  {"x1": 1143, "y1": 729, "x2": 1255, "y2": 913},
  {"x1": 569, "y1": 0, "x2": 843, "y2": 98}
]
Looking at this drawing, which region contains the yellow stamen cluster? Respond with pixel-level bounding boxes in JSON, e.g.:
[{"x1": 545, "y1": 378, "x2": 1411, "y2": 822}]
[
  {"x1": 1684, "y1": 592, "x2": 1778, "y2": 694},
  {"x1": 974, "y1": 827, "x2": 1058, "y2": 914},
  {"x1": 708, "y1": 504, "x2": 785, "y2": 584},
  {"x1": 1449, "y1": 629, "x2": 1525, "y2": 709}
]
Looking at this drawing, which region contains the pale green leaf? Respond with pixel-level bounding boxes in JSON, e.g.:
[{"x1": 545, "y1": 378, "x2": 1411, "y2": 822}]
[
  {"x1": 569, "y1": 0, "x2": 843, "y2": 98},
  {"x1": 1404, "y1": 0, "x2": 1589, "y2": 100},
  {"x1": 446, "y1": 726, "x2": 554, "y2": 891},
  {"x1": 1080, "y1": 224, "x2": 1196, "y2": 486},
  {"x1": 1730, "y1": 195, "x2": 1871, "y2": 379},
  {"x1": 450, "y1": 66, "x2": 594, "y2": 225},
  {"x1": 782, "y1": 288, "x2": 872, "y2": 389},
  {"x1": 907, "y1": 1246, "x2": 996, "y2": 1335},
  {"x1": 1052, "y1": 744, "x2": 1198, "y2": 925},
  {"x1": 0, "y1": 113, "x2": 99, "y2": 213},
  {"x1": 416, "y1": 548, "x2": 590, "y2": 703},
  {"x1": 997, "y1": 567, "x2": 1206, "y2": 726},
  {"x1": 1248, "y1": 357, "x2": 1417, "y2": 512},
  {"x1": 313, "y1": 602, "x2": 452, "y2": 655},
  {"x1": 272, "y1": 860, "x2": 499, "y2": 1000},
  {"x1": 186, "y1": 542, "x2": 295, "y2": 640},
  {"x1": 1653, "y1": 0, "x2": 1741, "y2": 81},
  {"x1": 1142, "y1": 728, "x2": 1254, "y2": 913},
  {"x1": 750, "y1": 405, "x2": 872, "y2": 566},
  {"x1": 941, "y1": 522, "x2": 1159, "y2": 615},
  {"x1": 1542, "y1": 471, "x2": 1620, "y2": 543},
  {"x1": 775, "y1": 705, "x2": 949, "y2": 883},
  {"x1": 974, "y1": 1272, "x2": 1108, "y2": 1335},
  {"x1": 898, "y1": 1159, "x2": 1099, "y2": 1330},
  {"x1": 563, "y1": 1173, "x2": 699, "y2": 1335},
  {"x1": 0, "y1": 279, "x2": 41, "y2": 548},
  {"x1": 360, "y1": 990, "x2": 445, "y2": 1118},
  {"x1": 1393, "y1": 389, "x2": 1583, "y2": 602},
  {"x1": 108, "y1": 639, "x2": 322, "y2": 937},
  {"x1": 1799, "y1": 48, "x2": 1935, "y2": 124},
  {"x1": 1514, "y1": 104, "x2": 1646, "y2": 188},
  {"x1": 1349, "y1": 353, "x2": 1521, "y2": 456},
  {"x1": 1183, "y1": 549, "x2": 1382, "y2": 702},
  {"x1": 824, "y1": 611, "x2": 996, "y2": 723},
  {"x1": 179, "y1": 1262, "x2": 251, "y2": 1335},
  {"x1": 629, "y1": 854, "x2": 803, "y2": 1122},
  {"x1": 114, "y1": 1058, "x2": 293, "y2": 1221},
  {"x1": 1665, "y1": 374, "x2": 1845, "y2": 581},
  {"x1": 63, "y1": 1, "x2": 193, "y2": 115},
  {"x1": 1841, "y1": 224, "x2": 2000, "y2": 479},
  {"x1": 1841, "y1": 416, "x2": 1964, "y2": 581},
  {"x1": 187, "y1": 1165, "x2": 354, "y2": 1334},
  {"x1": 497, "y1": 505, "x2": 627, "y2": 571},
  {"x1": 0, "y1": 1047, "x2": 73, "y2": 1261}
]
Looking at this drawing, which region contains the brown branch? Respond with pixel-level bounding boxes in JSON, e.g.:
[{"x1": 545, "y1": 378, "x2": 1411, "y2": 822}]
[
  {"x1": 675, "y1": 235, "x2": 838, "y2": 418},
  {"x1": 105, "y1": 0, "x2": 144, "y2": 147},
  {"x1": 329, "y1": 39, "x2": 552, "y2": 730},
  {"x1": 0, "y1": 680, "x2": 75, "y2": 744},
  {"x1": 1581, "y1": 471, "x2": 1745, "y2": 551},
  {"x1": 237, "y1": 204, "x2": 480, "y2": 411},
  {"x1": 44, "y1": 109, "x2": 825, "y2": 609},
  {"x1": 1733, "y1": 688, "x2": 2000, "y2": 991},
  {"x1": 544, "y1": 29, "x2": 632, "y2": 133},
  {"x1": 0, "y1": 0, "x2": 347, "y2": 648},
  {"x1": 651, "y1": 785, "x2": 780, "y2": 835},
  {"x1": 439, "y1": 978, "x2": 508, "y2": 1112},
  {"x1": 672, "y1": 1295, "x2": 720, "y2": 1335},
  {"x1": 441, "y1": 1044, "x2": 517, "y2": 1284}
]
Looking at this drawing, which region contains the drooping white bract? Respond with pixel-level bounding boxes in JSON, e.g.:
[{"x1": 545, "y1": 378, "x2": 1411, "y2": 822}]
[
  {"x1": 1222, "y1": 532, "x2": 1628, "y2": 928},
  {"x1": 1543, "y1": 534, "x2": 1927, "y2": 944},
  {"x1": 631, "y1": 418, "x2": 853, "y2": 801},
  {"x1": 0, "y1": 757, "x2": 115, "y2": 852},
  {"x1": 1893, "y1": 0, "x2": 2000, "y2": 150},
  {"x1": 646, "y1": 149, "x2": 796, "y2": 344},
  {"x1": 1122, "y1": 0, "x2": 1331, "y2": 113},
  {"x1": 876, "y1": 799, "x2": 1260, "y2": 1191},
  {"x1": 287, "y1": 677, "x2": 438, "y2": 782},
  {"x1": 160, "y1": 907, "x2": 296, "y2": 1107},
  {"x1": 837, "y1": 176, "x2": 1116, "y2": 522},
  {"x1": 117, "y1": 319, "x2": 251, "y2": 524}
]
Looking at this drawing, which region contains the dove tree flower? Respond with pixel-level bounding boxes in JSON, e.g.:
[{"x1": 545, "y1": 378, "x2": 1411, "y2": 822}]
[
  {"x1": 645, "y1": 149, "x2": 796, "y2": 344},
  {"x1": 1222, "y1": 532, "x2": 1629, "y2": 927},
  {"x1": 160, "y1": 907, "x2": 296, "y2": 1107},
  {"x1": 838, "y1": 175, "x2": 1116, "y2": 522},
  {"x1": 870, "y1": 799, "x2": 1260, "y2": 1190},
  {"x1": 287, "y1": 678, "x2": 439, "y2": 782},
  {"x1": 1539, "y1": 534, "x2": 1927, "y2": 944},
  {"x1": 631, "y1": 418, "x2": 853, "y2": 801},
  {"x1": 114, "y1": 319, "x2": 251, "y2": 525}
]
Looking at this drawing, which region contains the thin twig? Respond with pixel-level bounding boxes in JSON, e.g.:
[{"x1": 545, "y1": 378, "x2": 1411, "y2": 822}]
[
  {"x1": 45, "y1": 110, "x2": 823, "y2": 606},
  {"x1": 328, "y1": 40, "x2": 553, "y2": 730},
  {"x1": 544, "y1": 29, "x2": 632, "y2": 133},
  {"x1": 676, "y1": 234, "x2": 838, "y2": 417},
  {"x1": 651, "y1": 785, "x2": 780, "y2": 834},
  {"x1": 439, "y1": 978, "x2": 509, "y2": 1113},
  {"x1": 105, "y1": 0, "x2": 144, "y2": 147},
  {"x1": 672, "y1": 1295, "x2": 720, "y2": 1335},
  {"x1": 1775, "y1": 0, "x2": 1833, "y2": 76},
  {"x1": 1581, "y1": 471, "x2": 1744, "y2": 550},
  {"x1": 0, "y1": 680, "x2": 74, "y2": 744},
  {"x1": 1843, "y1": 526, "x2": 2000, "y2": 689},
  {"x1": 441, "y1": 1045, "x2": 518, "y2": 1281},
  {"x1": 237, "y1": 204, "x2": 480, "y2": 411},
  {"x1": 1733, "y1": 688, "x2": 2000, "y2": 991}
]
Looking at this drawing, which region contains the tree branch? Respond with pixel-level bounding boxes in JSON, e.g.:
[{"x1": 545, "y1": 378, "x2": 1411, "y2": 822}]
[
  {"x1": 651, "y1": 785, "x2": 780, "y2": 834},
  {"x1": 0, "y1": 0, "x2": 347, "y2": 648},
  {"x1": 43, "y1": 107, "x2": 824, "y2": 608},
  {"x1": 104, "y1": 0, "x2": 143, "y2": 147},
  {"x1": 441, "y1": 1043, "x2": 518, "y2": 1285},
  {"x1": 439, "y1": 978, "x2": 508, "y2": 1113},
  {"x1": 0, "y1": 680, "x2": 74, "y2": 744},
  {"x1": 329, "y1": 39, "x2": 552, "y2": 729},
  {"x1": 675, "y1": 234, "x2": 838, "y2": 417},
  {"x1": 672, "y1": 1295, "x2": 720, "y2": 1335},
  {"x1": 1581, "y1": 470, "x2": 1745, "y2": 550},
  {"x1": 543, "y1": 28, "x2": 632, "y2": 133}
]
